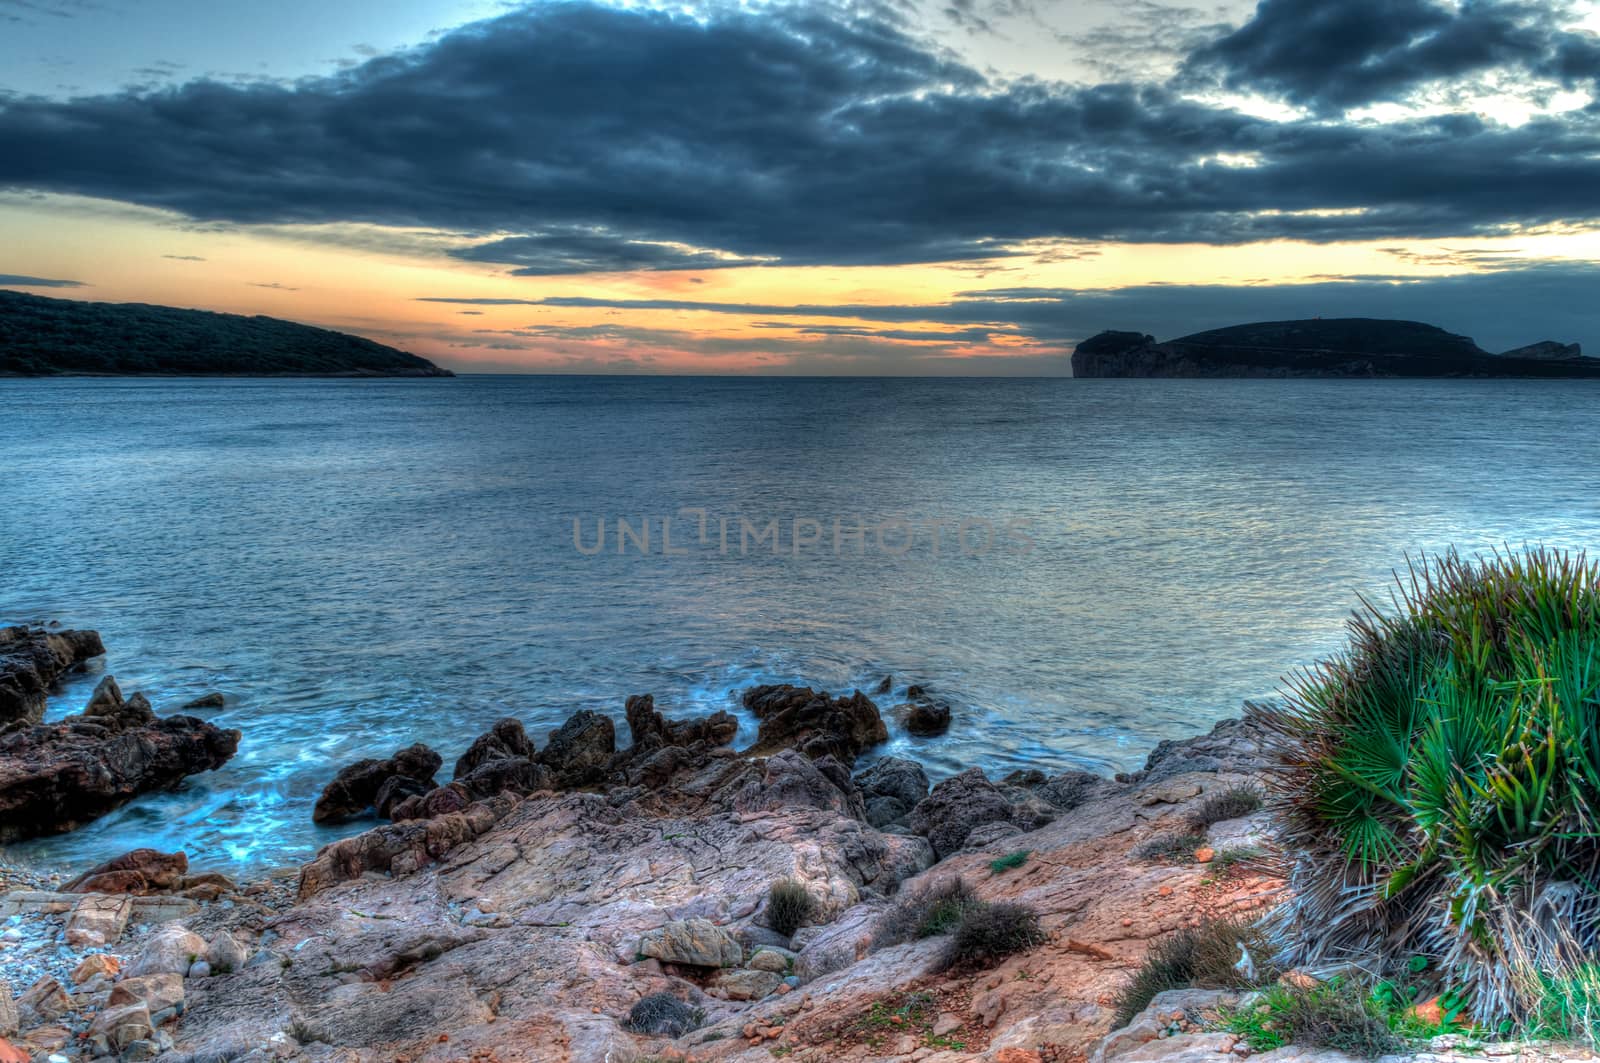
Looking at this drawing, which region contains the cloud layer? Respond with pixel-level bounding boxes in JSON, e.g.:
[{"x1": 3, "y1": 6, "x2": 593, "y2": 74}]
[{"x1": 2, "y1": 1, "x2": 1598, "y2": 276}]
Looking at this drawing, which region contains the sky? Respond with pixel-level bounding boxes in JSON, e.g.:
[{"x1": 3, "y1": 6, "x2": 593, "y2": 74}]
[{"x1": 2, "y1": 0, "x2": 1599, "y2": 374}]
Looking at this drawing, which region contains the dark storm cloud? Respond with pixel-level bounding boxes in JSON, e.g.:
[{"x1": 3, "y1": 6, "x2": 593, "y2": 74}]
[
  {"x1": 3, "y1": 2, "x2": 1600, "y2": 272},
  {"x1": 428, "y1": 261, "x2": 1600, "y2": 355},
  {"x1": 0, "y1": 272, "x2": 85, "y2": 287},
  {"x1": 1183, "y1": 0, "x2": 1600, "y2": 111}
]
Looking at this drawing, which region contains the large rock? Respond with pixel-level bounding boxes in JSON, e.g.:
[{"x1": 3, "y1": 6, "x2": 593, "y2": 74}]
[
  {"x1": 637, "y1": 918, "x2": 743, "y2": 968},
  {"x1": 733, "y1": 750, "x2": 864, "y2": 818},
  {"x1": 741, "y1": 684, "x2": 888, "y2": 764},
  {"x1": 453, "y1": 717, "x2": 536, "y2": 776},
  {"x1": 624, "y1": 693, "x2": 737, "y2": 753},
  {"x1": 907, "y1": 767, "x2": 1017, "y2": 858},
  {"x1": 0, "y1": 688, "x2": 239, "y2": 843},
  {"x1": 124, "y1": 924, "x2": 207, "y2": 977},
  {"x1": 855, "y1": 757, "x2": 930, "y2": 810},
  {"x1": 65, "y1": 848, "x2": 189, "y2": 894},
  {"x1": 0, "y1": 625, "x2": 104, "y2": 728},
  {"x1": 539, "y1": 710, "x2": 616, "y2": 787},
  {"x1": 313, "y1": 742, "x2": 443, "y2": 824}
]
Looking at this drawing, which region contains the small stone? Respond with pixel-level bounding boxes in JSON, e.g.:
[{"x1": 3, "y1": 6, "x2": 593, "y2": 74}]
[
  {"x1": 71, "y1": 954, "x2": 121, "y2": 984},
  {"x1": 932, "y1": 1014, "x2": 962, "y2": 1037},
  {"x1": 894, "y1": 1034, "x2": 918, "y2": 1054},
  {"x1": 1194, "y1": 847, "x2": 1216, "y2": 863},
  {"x1": 187, "y1": 960, "x2": 212, "y2": 979},
  {"x1": 110, "y1": 974, "x2": 184, "y2": 1015},
  {"x1": 125, "y1": 924, "x2": 206, "y2": 978},
  {"x1": 748, "y1": 950, "x2": 790, "y2": 974},
  {"x1": 89, "y1": 1001, "x2": 154, "y2": 1052}
]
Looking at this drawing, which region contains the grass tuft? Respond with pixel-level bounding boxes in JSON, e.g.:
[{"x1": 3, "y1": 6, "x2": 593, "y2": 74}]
[
  {"x1": 766, "y1": 878, "x2": 816, "y2": 938},
  {"x1": 872, "y1": 877, "x2": 980, "y2": 949},
  {"x1": 1224, "y1": 980, "x2": 1402, "y2": 1060},
  {"x1": 1132, "y1": 832, "x2": 1208, "y2": 864},
  {"x1": 988, "y1": 849, "x2": 1031, "y2": 874},
  {"x1": 939, "y1": 900, "x2": 1044, "y2": 971},
  {"x1": 1188, "y1": 786, "x2": 1265, "y2": 831},
  {"x1": 1111, "y1": 917, "x2": 1277, "y2": 1028},
  {"x1": 624, "y1": 993, "x2": 704, "y2": 1037}
]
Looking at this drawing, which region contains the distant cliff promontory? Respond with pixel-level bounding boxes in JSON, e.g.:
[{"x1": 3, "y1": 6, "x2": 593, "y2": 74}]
[
  {"x1": 0, "y1": 289, "x2": 453, "y2": 377},
  {"x1": 1071, "y1": 318, "x2": 1596, "y2": 378}
]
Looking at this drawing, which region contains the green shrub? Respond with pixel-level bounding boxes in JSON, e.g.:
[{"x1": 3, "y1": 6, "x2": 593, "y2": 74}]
[
  {"x1": 1132, "y1": 832, "x2": 1208, "y2": 864},
  {"x1": 872, "y1": 877, "x2": 979, "y2": 948},
  {"x1": 1111, "y1": 917, "x2": 1277, "y2": 1027},
  {"x1": 1257, "y1": 547, "x2": 1600, "y2": 1026},
  {"x1": 624, "y1": 993, "x2": 704, "y2": 1037},
  {"x1": 1225, "y1": 980, "x2": 1402, "y2": 1059},
  {"x1": 766, "y1": 878, "x2": 815, "y2": 937},
  {"x1": 939, "y1": 901, "x2": 1045, "y2": 971},
  {"x1": 989, "y1": 850, "x2": 1030, "y2": 874},
  {"x1": 1188, "y1": 786, "x2": 1264, "y2": 831}
]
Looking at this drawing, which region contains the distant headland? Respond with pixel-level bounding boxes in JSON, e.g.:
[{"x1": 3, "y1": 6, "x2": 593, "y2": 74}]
[
  {"x1": 0, "y1": 289, "x2": 453, "y2": 377},
  {"x1": 1072, "y1": 318, "x2": 1597, "y2": 378}
]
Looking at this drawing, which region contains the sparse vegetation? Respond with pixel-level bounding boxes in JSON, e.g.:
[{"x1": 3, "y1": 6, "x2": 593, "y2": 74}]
[
  {"x1": 1258, "y1": 547, "x2": 1600, "y2": 1026},
  {"x1": 872, "y1": 877, "x2": 980, "y2": 948},
  {"x1": 1224, "y1": 979, "x2": 1402, "y2": 1059},
  {"x1": 1187, "y1": 785, "x2": 1264, "y2": 830},
  {"x1": 1132, "y1": 832, "x2": 1208, "y2": 864},
  {"x1": 939, "y1": 900, "x2": 1045, "y2": 972},
  {"x1": 766, "y1": 878, "x2": 816, "y2": 937},
  {"x1": 988, "y1": 849, "x2": 1030, "y2": 874},
  {"x1": 1112, "y1": 917, "x2": 1277, "y2": 1027},
  {"x1": 624, "y1": 993, "x2": 704, "y2": 1037}
]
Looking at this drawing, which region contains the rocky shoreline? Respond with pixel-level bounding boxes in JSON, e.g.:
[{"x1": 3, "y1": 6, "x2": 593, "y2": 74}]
[{"x1": 2, "y1": 628, "x2": 1592, "y2": 1063}]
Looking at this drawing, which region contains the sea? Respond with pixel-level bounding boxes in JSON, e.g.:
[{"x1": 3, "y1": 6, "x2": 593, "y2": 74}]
[{"x1": 3, "y1": 374, "x2": 1598, "y2": 873}]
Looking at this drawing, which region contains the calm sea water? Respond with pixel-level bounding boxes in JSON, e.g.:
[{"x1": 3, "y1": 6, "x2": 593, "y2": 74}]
[{"x1": 3, "y1": 375, "x2": 1598, "y2": 873}]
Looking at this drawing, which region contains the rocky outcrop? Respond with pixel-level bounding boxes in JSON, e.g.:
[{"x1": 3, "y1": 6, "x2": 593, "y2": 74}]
[
  {"x1": 742, "y1": 684, "x2": 888, "y2": 763},
  {"x1": 0, "y1": 625, "x2": 104, "y2": 729},
  {"x1": 312, "y1": 743, "x2": 443, "y2": 823},
  {"x1": 1072, "y1": 318, "x2": 1600, "y2": 378},
  {"x1": 0, "y1": 677, "x2": 240, "y2": 842}
]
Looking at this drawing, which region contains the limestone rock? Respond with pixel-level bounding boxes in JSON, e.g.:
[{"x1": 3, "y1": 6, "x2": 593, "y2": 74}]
[
  {"x1": 89, "y1": 1001, "x2": 153, "y2": 1052},
  {"x1": 207, "y1": 930, "x2": 248, "y2": 971},
  {"x1": 109, "y1": 974, "x2": 184, "y2": 1016},
  {"x1": 65, "y1": 894, "x2": 132, "y2": 946},
  {"x1": 855, "y1": 756, "x2": 930, "y2": 810},
  {"x1": 16, "y1": 977, "x2": 68, "y2": 1025},
  {"x1": 0, "y1": 979, "x2": 16, "y2": 1037},
  {"x1": 125, "y1": 924, "x2": 207, "y2": 977},
  {"x1": 637, "y1": 918, "x2": 743, "y2": 968},
  {"x1": 709, "y1": 967, "x2": 782, "y2": 1000}
]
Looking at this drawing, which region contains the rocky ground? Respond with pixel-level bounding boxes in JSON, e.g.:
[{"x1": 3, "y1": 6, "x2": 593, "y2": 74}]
[{"x1": 3, "y1": 642, "x2": 1594, "y2": 1063}]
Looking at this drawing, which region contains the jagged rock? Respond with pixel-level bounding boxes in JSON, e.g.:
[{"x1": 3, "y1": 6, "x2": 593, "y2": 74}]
[
  {"x1": 454, "y1": 717, "x2": 535, "y2": 776},
  {"x1": 901, "y1": 698, "x2": 952, "y2": 736},
  {"x1": 733, "y1": 750, "x2": 864, "y2": 818},
  {"x1": 17, "y1": 977, "x2": 69, "y2": 1024},
  {"x1": 856, "y1": 757, "x2": 930, "y2": 809},
  {"x1": 109, "y1": 973, "x2": 184, "y2": 1016},
  {"x1": 70, "y1": 954, "x2": 120, "y2": 984},
  {"x1": 742, "y1": 684, "x2": 888, "y2": 764},
  {"x1": 0, "y1": 625, "x2": 104, "y2": 727},
  {"x1": 865, "y1": 795, "x2": 909, "y2": 827},
  {"x1": 873, "y1": 675, "x2": 893, "y2": 694},
  {"x1": 539, "y1": 710, "x2": 616, "y2": 787},
  {"x1": 624, "y1": 693, "x2": 737, "y2": 753},
  {"x1": 0, "y1": 696, "x2": 239, "y2": 842},
  {"x1": 312, "y1": 742, "x2": 442, "y2": 824},
  {"x1": 89, "y1": 1001, "x2": 153, "y2": 1052},
  {"x1": 83, "y1": 674, "x2": 124, "y2": 715},
  {"x1": 66, "y1": 848, "x2": 189, "y2": 894},
  {"x1": 638, "y1": 918, "x2": 743, "y2": 967},
  {"x1": 181, "y1": 691, "x2": 226, "y2": 709},
  {"x1": 907, "y1": 767, "x2": 1017, "y2": 859},
  {"x1": 373, "y1": 774, "x2": 430, "y2": 818}
]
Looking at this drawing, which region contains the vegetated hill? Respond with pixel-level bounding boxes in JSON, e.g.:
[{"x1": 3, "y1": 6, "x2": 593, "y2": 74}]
[
  {"x1": 0, "y1": 289, "x2": 453, "y2": 377},
  {"x1": 1071, "y1": 317, "x2": 1597, "y2": 378}
]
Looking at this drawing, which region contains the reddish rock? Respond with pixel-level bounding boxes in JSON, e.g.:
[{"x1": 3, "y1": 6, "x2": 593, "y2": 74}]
[{"x1": 0, "y1": 625, "x2": 104, "y2": 728}]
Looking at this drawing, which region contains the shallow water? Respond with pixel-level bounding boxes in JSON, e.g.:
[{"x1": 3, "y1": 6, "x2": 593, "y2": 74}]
[{"x1": 3, "y1": 374, "x2": 1598, "y2": 872}]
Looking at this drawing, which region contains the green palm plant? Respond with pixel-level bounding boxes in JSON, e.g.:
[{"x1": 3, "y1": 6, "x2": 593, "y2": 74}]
[{"x1": 1255, "y1": 547, "x2": 1600, "y2": 1026}]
